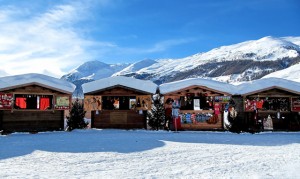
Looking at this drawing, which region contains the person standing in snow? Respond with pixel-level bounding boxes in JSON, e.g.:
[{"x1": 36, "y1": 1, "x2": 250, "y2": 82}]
[
  {"x1": 164, "y1": 98, "x2": 173, "y2": 130},
  {"x1": 172, "y1": 99, "x2": 181, "y2": 131}
]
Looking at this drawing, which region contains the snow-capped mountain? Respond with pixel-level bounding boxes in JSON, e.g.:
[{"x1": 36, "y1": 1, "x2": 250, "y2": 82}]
[
  {"x1": 61, "y1": 61, "x2": 130, "y2": 97},
  {"x1": 62, "y1": 36, "x2": 300, "y2": 97},
  {"x1": 0, "y1": 70, "x2": 8, "y2": 77},
  {"x1": 61, "y1": 60, "x2": 130, "y2": 81},
  {"x1": 113, "y1": 36, "x2": 299, "y2": 83},
  {"x1": 113, "y1": 59, "x2": 158, "y2": 76}
]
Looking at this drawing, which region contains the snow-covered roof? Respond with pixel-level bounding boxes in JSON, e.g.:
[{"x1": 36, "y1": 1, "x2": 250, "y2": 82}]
[
  {"x1": 235, "y1": 77, "x2": 300, "y2": 95},
  {"x1": 0, "y1": 73, "x2": 75, "y2": 94},
  {"x1": 82, "y1": 76, "x2": 157, "y2": 94},
  {"x1": 159, "y1": 78, "x2": 235, "y2": 95}
]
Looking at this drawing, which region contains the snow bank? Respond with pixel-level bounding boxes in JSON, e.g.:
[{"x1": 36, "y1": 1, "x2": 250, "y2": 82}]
[
  {"x1": 82, "y1": 76, "x2": 158, "y2": 94},
  {"x1": 0, "y1": 73, "x2": 75, "y2": 93},
  {"x1": 0, "y1": 130, "x2": 299, "y2": 178}
]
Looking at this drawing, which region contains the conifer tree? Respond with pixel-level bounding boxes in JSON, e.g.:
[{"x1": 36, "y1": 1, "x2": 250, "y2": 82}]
[
  {"x1": 147, "y1": 87, "x2": 165, "y2": 130},
  {"x1": 66, "y1": 98, "x2": 88, "y2": 131}
]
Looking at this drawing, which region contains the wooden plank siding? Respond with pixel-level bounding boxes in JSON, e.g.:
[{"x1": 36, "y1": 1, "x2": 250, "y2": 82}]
[
  {"x1": 91, "y1": 110, "x2": 146, "y2": 129},
  {"x1": 1, "y1": 110, "x2": 64, "y2": 132},
  {"x1": 0, "y1": 84, "x2": 71, "y2": 132}
]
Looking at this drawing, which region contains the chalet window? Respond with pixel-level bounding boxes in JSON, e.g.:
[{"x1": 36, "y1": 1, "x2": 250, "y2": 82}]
[
  {"x1": 245, "y1": 97, "x2": 290, "y2": 111},
  {"x1": 102, "y1": 96, "x2": 135, "y2": 110},
  {"x1": 14, "y1": 94, "x2": 53, "y2": 110},
  {"x1": 180, "y1": 94, "x2": 213, "y2": 110}
]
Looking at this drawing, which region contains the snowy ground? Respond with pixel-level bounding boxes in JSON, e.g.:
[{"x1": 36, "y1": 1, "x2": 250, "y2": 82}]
[{"x1": 1, "y1": 130, "x2": 300, "y2": 179}]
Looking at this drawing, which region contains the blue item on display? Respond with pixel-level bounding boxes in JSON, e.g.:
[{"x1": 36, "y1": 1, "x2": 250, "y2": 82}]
[
  {"x1": 181, "y1": 114, "x2": 186, "y2": 123},
  {"x1": 185, "y1": 113, "x2": 192, "y2": 123}
]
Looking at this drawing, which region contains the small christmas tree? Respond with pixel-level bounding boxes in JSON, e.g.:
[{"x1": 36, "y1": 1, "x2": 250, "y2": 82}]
[
  {"x1": 147, "y1": 87, "x2": 165, "y2": 130},
  {"x1": 66, "y1": 98, "x2": 88, "y2": 131}
]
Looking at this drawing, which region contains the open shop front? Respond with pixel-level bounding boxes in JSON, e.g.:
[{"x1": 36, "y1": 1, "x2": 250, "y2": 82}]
[
  {"x1": 243, "y1": 87, "x2": 300, "y2": 131},
  {"x1": 161, "y1": 82, "x2": 234, "y2": 131},
  {"x1": 83, "y1": 76, "x2": 157, "y2": 129},
  {"x1": 0, "y1": 74, "x2": 74, "y2": 133}
]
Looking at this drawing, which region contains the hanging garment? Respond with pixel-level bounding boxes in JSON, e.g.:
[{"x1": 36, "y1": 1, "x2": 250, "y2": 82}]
[
  {"x1": 263, "y1": 115, "x2": 274, "y2": 130},
  {"x1": 40, "y1": 97, "x2": 50, "y2": 110},
  {"x1": 172, "y1": 99, "x2": 181, "y2": 117},
  {"x1": 15, "y1": 97, "x2": 26, "y2": 109},
  {"x1": 185, "y1": 113, "x2": 192, "y2": 123},
  {"x1": 214, "y1": 103, "x2": 220, "y2": 115},
  {"x1": 229, "y1": 107, "x2": 238, "y2": 119},
  {"x1": 191, "y1": 113, "x2": 196, "y2": 123},
  {"x1": 223, "y1": 110, "x2": 230, "y2": 130}
]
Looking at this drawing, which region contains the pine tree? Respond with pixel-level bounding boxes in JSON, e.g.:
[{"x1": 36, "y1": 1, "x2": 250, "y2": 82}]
[
  {"x1": 147, "y1": 87, "x2": 165, "y2": 130},
  {"x1": 66, "y1": 98, "x2": 88, "y2": 131}
]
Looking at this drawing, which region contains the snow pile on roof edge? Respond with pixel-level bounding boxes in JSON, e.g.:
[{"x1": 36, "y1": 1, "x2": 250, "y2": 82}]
[
  {"x1": 82, "y1": 76, "x2": 158, "y2": 94},
  {"x1": 0, "y1": 73, "x2": 75, "y2": 94}
]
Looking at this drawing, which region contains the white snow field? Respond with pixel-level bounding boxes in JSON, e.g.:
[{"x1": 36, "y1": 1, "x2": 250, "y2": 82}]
[{"x1": 1, "y1": 130, "x2": 300, "y2": 179}]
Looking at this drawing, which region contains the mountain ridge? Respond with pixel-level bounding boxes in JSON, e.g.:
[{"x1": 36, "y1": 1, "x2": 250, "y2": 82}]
[{"x1": 62, "y1": 36, "x2": 300, "y2": 97}]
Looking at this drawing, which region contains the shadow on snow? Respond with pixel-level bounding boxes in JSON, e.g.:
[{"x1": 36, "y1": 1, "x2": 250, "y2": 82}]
[{"x1": 0, "y1": 129, "x2": 300, "y2": 160}]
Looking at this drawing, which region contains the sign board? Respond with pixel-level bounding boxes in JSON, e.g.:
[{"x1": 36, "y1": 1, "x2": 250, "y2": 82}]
[
  {"x1": 292, "y1": 97, "x2": 300, "y2": 112},
  {"x1": 55, "y1": 96, "x2": 70, "y2": 110},
  {"x1": 84, "y1": 95, "x2": 102, "y2": 111},
  {"x1": 214, "y1": 96, "x2": 231, "y2": 103},
  {"x1": 136, "y1": 95, "x2": 151, "y2": 110},
  {"x1": 0, "y1": 93, "x2": 13, "y2": 109},
  {"x1": 130, "y1": 98, "x2": 136, "y2": 109}
]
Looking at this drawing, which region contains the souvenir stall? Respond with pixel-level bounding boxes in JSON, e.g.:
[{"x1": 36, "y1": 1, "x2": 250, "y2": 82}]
[
  {"x1": 82, "y1": 76, "x2": 157, "y2": 129},
  {"x1": 239, "y1": 78, "x2": 300, "y2": 131},
  {"x1": 0, "y1": 74, "x2": 75, "y2": 133},
  {"x1": 160, "y1": 78, "x2": 235, "y2": 130}
]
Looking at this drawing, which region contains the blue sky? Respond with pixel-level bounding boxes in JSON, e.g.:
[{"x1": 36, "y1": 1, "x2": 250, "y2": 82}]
[{"x1": 0, "y1": 0, "x2": 299, "y2": 77}]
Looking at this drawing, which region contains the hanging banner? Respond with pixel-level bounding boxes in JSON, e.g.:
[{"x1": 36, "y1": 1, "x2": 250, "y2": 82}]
[
  {"x1": 55, "y1": 96, "x2": 70, "y2": 110},
  {"x1": 263, "y1": 115, "x2": 273, "y2": 130},
  {"x1": 193, "y1": 99, "x2": 200, "y2": 110},
  {"x1": 129, "y1": 98, "x2": 136, "y2": 109},
  {"x1": 214, "y1": 96, "x2": 231, "y2": 103},
  {"x1": 291, "y1": 97, "x2": 300, "y2": 112},
  {"x1": 136, "y1": 95, "x2": 151, "y2": 110},
  {"x1": 84, "y1": 95, "x2": 102, "y2": 111},
  {"x1": 0, "y1": 93, "x2": 13, "y2": 110}
]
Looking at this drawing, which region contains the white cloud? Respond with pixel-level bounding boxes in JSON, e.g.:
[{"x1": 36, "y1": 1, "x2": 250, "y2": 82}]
[
  {"x1": 0, "y1": 2, "x2": 99, "y2": 78},
  {"x1": 0, "y1": 0, "x2": 196, "y2": 78}
]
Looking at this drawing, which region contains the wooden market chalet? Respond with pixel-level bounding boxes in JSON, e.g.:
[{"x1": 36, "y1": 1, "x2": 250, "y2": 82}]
[
  {"x1": 159, "y1": 78, "x2": 235, "y2": 131},
  {"x1": 0, "y1": 73, "x2": 75, "y2": 133},
  {"x1": 82, "y1": 76, "x2": 157, "y2": 129},
  {"x1": 235, "y1": 77, "x2": 300, "y2": 131}
]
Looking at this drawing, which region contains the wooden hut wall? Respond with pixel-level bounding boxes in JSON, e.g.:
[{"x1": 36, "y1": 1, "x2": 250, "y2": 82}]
[
  {"x1": 163, "y1": 85, "x2": 231, "y2": 130},
  {"x1": 91, "y1": 110, "x2": 146, "y2": 129},
  {"x1": 85, "y1": 86, "x2": 150, "y2": 129},
  {"x1": 243, "y1": 88, "x2": 300, "y2": 131},
  {"x1": 0, "y1": 84, "x2": 71, "y2": 132},
  {"x1": 1, "y1": 110, "x2": 64, "y2": 132}
]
